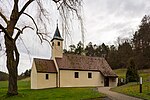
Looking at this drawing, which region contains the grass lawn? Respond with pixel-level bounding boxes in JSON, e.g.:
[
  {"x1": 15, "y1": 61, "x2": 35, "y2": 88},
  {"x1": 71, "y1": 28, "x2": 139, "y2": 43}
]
[
  {"x1": 114, "y1": 68, "x2": 127, "y2": 79},
  {"x1": 114, "y1": 68, "x2": 150, "y2": 81},
  {"x1": 0, "y1": 80, "x2": 105, "y2": 100},
  {"x1": 112, "y1": 68, "x2": 150, "y2": 100},
  {"x1": 111, "y1": 82, "x2": 150, "y2": 100}
]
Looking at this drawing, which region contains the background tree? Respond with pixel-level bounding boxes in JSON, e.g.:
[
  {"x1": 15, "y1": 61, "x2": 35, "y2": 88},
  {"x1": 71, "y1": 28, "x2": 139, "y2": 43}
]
[
  {"x1": 85, "y1": 42, "x2": 95, "y2": 56},
  {"x1": 18, "y1": 69, "x2": 31, "y2": 80},
  {"x1": 75, "y1": 41, "x2": 84, "y2": 55},
  {"x1": 69, "y1": 44, "x2": 76, "y2": 54},
  {"x1": 94, "y1": 45, "x2": 102, "y2": 57},
  {"x1": 101, "y1": 43, "x2": 109, "y2": 59},
  {"x1": 107, "y1": 45, "x2": 120, "y2": 69},
  {"x1": 63, "y1": 15, "x2": 150, "y2": 70},
  {"x1": 0, "y1": 0, "x2": 83, "y2": 95},
  {"x1": 118, "y1": 41, "x2": 133, "y2": 68},
  {"x1": 133, "y1": 15, "x2": 150, "y2": 69}
]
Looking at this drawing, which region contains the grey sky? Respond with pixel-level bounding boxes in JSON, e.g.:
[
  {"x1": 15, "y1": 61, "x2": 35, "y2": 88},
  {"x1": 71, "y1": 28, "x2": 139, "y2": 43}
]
[
  {"x1": 84, "y1": 0, "x2": 150, "y2": 44},
  {"x1": 0, "y1": 0, "x2": 150, "y2": 74}
]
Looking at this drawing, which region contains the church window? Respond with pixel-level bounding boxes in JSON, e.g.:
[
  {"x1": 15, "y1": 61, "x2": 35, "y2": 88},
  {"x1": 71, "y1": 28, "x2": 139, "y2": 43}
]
[
  {"x1": 88, "y1": 72, "x2": 92, "y2": 78},
  {"x1": 46, "y1": 74, "x2": 49, "y2": 80},
  {"x1": 74, "y1": 72, "x2": 79, "y2": 78}
]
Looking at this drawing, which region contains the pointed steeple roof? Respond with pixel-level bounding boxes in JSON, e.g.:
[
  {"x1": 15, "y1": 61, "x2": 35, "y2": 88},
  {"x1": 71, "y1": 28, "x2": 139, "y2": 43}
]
[{"x1": 51, "y1": 24, "x2": 63, "y2": 42}]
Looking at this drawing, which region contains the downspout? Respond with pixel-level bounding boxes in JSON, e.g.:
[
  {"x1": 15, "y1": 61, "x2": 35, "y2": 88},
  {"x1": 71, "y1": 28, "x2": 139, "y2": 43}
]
[
  {"x1": 59, "y1": 70, "x2": 60, "y2": 87},
  {"x1": 56, "y1": 72, "x2": 58, "y2": 87},
  {"x1": 53, "y1": 58, "x2": 59, "y2": 88}
]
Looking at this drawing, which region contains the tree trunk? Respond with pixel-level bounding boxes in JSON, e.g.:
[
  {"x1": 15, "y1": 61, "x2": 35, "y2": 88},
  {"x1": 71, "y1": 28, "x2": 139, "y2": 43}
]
[
  {"x1": 5, "y1": 35, "x2": 19, "y2": 95},
  {"x1": 7, "y1": 59, "x2": 18, "y2": 95}
]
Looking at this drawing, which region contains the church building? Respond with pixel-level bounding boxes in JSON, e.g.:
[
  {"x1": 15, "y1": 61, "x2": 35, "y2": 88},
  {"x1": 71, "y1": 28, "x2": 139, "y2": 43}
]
[{"x1": 31, "y1": 25, "x2": 118, "y2": 89}]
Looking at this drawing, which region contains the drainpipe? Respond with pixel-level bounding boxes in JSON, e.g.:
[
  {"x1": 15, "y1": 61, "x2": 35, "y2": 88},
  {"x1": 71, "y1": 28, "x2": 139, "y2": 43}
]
[
  {"x1": 59, "y1": 70, "x2": 60, "y2": 87},
  {"x1": 56, "y1": 72, "x2": 58, "y2": 87}
]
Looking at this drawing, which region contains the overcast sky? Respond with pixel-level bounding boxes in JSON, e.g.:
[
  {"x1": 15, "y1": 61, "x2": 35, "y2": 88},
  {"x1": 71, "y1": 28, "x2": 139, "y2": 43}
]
[{"x1": 0, "y1": 0, "x2": 150, "y2": 74}]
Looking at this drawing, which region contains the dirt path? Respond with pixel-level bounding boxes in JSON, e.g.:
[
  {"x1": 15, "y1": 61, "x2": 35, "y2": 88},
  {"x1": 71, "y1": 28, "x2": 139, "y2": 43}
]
[{"x1": 98, "y1": 87, "x2": 143, "y2": 100}]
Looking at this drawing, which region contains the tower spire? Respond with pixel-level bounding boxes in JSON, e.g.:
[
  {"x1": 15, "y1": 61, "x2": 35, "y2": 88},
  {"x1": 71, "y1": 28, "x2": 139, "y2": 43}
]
[
  {"x1": 51, "y1": 22, "x2": 63, "y2": 42},
  {"x1": 51, "y1": 21, "x2": 63, "y2": 58}
]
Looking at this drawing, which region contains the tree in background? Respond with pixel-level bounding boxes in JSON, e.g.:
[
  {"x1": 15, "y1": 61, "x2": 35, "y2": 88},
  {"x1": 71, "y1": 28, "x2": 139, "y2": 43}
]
[
  {"x1": 126, "y1": 58, "x2": 139, "y2": 83},
  {"x1": 133, "y1": 15, "x2": 150, "y2": 69},
  {"x1": 0, "y1": 0, "x2": 83, "y2": 95},
  {"x1": 75, "y1": 41, "x2": 84, "y2": 55},
  {"x1": 118, "y1": 41, "x2": 133, "y2": 68},
  {"x1": 63, "y1": 15, "x2": 150, "y2": 70},
  {"x1": 107, "y1": 45, "x2": 120, "y2": 69},
  {"x1": 85, "y1": 42, "x2": 95, "y2": 56},
  {"x1": 18, "y1": 69, "x2": 31, "y2": 80},
  {"x1": 101, "y1": 43, "x2": 109, "y2": 59},
  {"x1": 69, "y1": 45, "x2": 76, "y2": 54},
  {"x1": 94, "y1": 45, "x2": 102, "y2": 57}
]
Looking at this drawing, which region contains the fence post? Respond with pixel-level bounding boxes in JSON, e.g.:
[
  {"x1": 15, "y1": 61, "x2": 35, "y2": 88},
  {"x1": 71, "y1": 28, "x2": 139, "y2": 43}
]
[{"x1": 140, "y1": 77, "x2": 142, "y2": 93}]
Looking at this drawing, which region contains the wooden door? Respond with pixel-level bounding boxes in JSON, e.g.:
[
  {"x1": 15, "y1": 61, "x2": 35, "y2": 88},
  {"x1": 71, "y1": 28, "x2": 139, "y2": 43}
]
[{"x1": 104, "y1": 77, "x2": 109, "y2": 87}]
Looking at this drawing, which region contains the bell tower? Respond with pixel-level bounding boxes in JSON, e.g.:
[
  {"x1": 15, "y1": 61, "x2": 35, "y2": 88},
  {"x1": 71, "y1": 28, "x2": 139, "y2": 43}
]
[{"x1": 51, "y1": 24, "x2": 63, "y2": 58}]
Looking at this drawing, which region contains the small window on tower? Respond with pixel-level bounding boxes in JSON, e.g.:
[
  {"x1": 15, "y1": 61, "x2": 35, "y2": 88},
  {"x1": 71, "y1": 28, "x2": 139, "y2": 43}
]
[
  {"x1": 52, "y1": 42, "x2": 54, "y2": 46},
  {"x1": 58, "y1": 42, "x2": 60, "y2": 46}
]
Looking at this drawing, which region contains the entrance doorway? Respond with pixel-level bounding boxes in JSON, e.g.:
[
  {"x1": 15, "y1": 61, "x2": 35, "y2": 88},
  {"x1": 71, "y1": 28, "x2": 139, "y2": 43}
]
[{"x1": 104, "y1": 77, "x2": 109, "y2": 87}]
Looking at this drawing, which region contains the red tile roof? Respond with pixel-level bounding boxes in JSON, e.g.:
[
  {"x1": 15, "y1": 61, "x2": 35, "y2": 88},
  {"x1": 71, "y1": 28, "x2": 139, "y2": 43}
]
[
  {"x1": 56, "y1": 54, "x2": 117, "y2": 77},
  {"x1": 34, "y1": 58, "x2": 57, "y2": 73}
]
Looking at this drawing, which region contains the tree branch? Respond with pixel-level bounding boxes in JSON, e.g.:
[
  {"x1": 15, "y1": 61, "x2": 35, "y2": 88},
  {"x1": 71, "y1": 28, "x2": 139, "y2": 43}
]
[
  {"x1": 53, "y1": 0, "x2": 61, "y2": 3},
  {"x1": 14, "y1": 0, "x2": 19, "y2": 10},
  {"x1": 37, "y1": 32, "x2": 52, "y2": 48},
  {"x1": 0, "y1": 12, "x2": 8, "y2": 24},
  {"x1": 23, "y1": 13, "x2": 38, "y2": 31},
  {"x1": 22, "y1": 12, "x2": 51, "y2": 47},
  {"x1": 0, "y1": 24, "x2": 13, "y2": 41},
  {"x1": 19, "y1": 0, "x2": 35, "y2": 16},
  {"x1": 14, "y1": 26, "x2": 34, "y2": 41},
  {"x1": 19, "y1": 37, "x2": 32, "y2": 61}
]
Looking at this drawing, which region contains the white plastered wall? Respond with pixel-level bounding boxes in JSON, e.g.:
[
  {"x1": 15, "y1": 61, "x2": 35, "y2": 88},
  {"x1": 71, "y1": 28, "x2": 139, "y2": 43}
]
[
  {"x1": 109, "y1": 77, "x2": 118, "y2": 87},
  {"x1": 59, "y1": 70, "x2": 104, "y2": 87},
  {"x1": 31, "y1": 61, "x2": 37, "y2": 89},
  {"x1": 36, "y1": 73, "x2": 57, "y2": 89}
]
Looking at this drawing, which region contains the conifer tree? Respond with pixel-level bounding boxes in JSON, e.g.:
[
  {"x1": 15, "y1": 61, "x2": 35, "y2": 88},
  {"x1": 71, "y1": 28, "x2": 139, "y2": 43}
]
[{"x1": 126, "y1": 58, "x2": 139, "y2": 83}]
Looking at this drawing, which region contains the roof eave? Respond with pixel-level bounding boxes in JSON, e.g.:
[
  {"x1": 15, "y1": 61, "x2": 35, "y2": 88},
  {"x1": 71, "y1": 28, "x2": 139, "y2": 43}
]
[
  {"x1": 51, "y1": 37, "x2": 63, "y2": 42},
  {"x1": 37, "y1": 71, "x2": 57, "y2": 73},
  {"x1": 59, "y1": 68, "x2": 100, "y2": 72}
]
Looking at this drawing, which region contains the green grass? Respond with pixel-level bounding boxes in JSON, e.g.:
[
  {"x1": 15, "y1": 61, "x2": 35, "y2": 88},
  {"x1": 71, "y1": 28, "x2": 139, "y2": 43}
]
[
  {"x1": 138, "y1": 69, "x2": 150, "y2": 82},
  {"x1": 114, "y1": 68, "x2": 150, "y2": 81},
  {"x1": 0, "y1": 80, "x2": 105, "y2": 100},
  {"x1": 114, "y1": 68, "x2": 127, "y2": 79},
  {"x1": 112, "y1": 68, "x2": 150, "y2": 100},
  {"x1": 111, "y1": 82, "x2": 150, "y2": 100}
]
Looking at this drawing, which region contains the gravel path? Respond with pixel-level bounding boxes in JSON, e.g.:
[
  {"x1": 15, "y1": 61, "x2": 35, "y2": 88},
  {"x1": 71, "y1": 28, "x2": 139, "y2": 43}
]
[{"x1": 98, "y1": 87, "x2": 143, "y2": 100}]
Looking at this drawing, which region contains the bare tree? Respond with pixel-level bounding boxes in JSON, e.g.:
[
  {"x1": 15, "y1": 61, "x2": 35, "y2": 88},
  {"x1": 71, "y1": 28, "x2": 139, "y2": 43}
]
[{"x1": 0, "y1": 0, "x2": 83, "y2": 95}]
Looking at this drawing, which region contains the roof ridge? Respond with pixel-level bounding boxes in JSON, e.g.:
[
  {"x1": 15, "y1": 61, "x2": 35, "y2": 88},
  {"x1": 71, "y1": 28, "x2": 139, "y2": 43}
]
[{"x1": 63, "y1": 53, "x2": 104, "y2": 59}]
